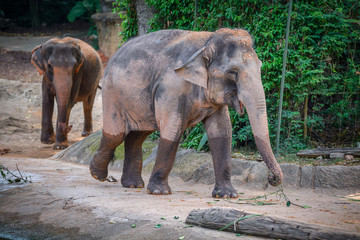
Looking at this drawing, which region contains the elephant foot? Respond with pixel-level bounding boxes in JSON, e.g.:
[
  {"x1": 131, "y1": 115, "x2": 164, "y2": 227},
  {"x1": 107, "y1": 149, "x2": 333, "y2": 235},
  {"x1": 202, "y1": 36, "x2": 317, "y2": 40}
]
[
  {"x1": 53, "y1": 142, "x2": 68, "y2": 150},
  {"x1": 41, "y1": 134, "x2": 55, "y2": 144},
  {"x1": 121, "y1": 175, "x2": 144, "y2": 188},
  {"x1": 212, "y1": 184, "x2": 238, "y2": 198},
  {"x1": 147, "y1": 180, "x2": 172, "y2": 195},
  {"x1": 81, "y1": 129, "x2": 93, "y2": 137},
  {"x1": 89, "y1": 154, "x2": 110, "y2": 182}
]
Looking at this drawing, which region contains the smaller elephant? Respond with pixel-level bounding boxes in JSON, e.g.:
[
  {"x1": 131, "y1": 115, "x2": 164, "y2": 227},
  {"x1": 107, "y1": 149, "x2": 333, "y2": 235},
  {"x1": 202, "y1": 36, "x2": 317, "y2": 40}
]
[{"x1": 31, "y1": 37, "x2": 102, "y2": 149}]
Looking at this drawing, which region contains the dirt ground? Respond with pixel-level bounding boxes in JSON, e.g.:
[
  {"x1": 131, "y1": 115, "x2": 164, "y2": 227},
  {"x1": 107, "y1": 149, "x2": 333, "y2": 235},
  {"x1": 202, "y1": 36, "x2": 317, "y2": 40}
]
[{"x1": 0, "y1": 29, "x2": 359, "y2": 239}]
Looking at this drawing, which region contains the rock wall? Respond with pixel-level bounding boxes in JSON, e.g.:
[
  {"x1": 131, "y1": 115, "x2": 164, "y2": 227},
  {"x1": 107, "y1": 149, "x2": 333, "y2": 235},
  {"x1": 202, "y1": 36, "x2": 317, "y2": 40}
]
[{"x1": 53, "y1": 133, "x2": 360, "y2": 195}]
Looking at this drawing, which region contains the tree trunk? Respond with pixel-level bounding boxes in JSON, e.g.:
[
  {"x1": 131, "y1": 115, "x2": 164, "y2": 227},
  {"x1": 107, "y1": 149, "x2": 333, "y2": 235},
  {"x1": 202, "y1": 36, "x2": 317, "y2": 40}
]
[
  {"x1": 186, "y1": 207, "x2": 360, "y2": 240},
  {"x1": 134, "y1": 0, "x2": 156, "y2": 35},
  {"x1": 29, "y1": 0, "x2": 40, "y2": 28}
]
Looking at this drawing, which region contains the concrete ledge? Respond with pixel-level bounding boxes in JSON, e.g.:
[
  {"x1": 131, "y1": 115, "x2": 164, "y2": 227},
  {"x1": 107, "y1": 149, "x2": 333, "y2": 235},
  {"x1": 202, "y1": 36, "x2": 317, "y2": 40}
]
[
  {"x1": 144, "y1": 147, "x2": 360, "y2": 194},
  {"x1": 54, "y1": 139, "x2": 360, "y2": 194}
]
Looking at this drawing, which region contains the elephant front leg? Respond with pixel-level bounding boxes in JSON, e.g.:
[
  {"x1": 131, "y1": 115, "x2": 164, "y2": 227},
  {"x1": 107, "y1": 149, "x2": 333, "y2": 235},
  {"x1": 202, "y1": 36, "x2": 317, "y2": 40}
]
[
  {"x1": 81, "y1": 94, "x2": 95, "y2": 137},
  {"x1": 147, "y1": 137, "x2": 180, "y2": 195},
  {"x1": 204, "y1": 106, "x2": 238, "y2": 198},
  {"x1": 41, "y1": 80, "x2": 55, "y2": 144},
  {"x1": 148, "y1": 111, "x2": 185, "y2": 195},
  {"x1": 121, "y1": 131, "x2": 152, "y2": 188}
]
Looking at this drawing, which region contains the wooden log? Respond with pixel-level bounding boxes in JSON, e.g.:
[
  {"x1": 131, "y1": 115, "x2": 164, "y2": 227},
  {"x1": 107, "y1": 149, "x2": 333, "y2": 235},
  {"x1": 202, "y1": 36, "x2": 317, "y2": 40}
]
[
  {"x1": 296, "y1": 148, "x2": 360, "y2": 158},
  {"x1": 185, "y1": 207, "x2": 360, "y2": 240}
]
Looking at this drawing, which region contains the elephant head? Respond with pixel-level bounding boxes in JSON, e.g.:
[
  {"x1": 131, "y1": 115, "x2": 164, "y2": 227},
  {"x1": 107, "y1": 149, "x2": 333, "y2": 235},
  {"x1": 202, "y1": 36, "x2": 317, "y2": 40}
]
[
  {"x1": 31, "y1": 38, "x2": 84, "y2": 146},
  {"x1": 175, "y1": 28, "x2": 283, "y2": 186}
]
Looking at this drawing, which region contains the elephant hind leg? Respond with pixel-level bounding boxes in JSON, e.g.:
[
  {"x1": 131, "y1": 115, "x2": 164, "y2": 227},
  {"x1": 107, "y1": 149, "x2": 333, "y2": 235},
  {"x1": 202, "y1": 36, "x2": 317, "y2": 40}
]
[
  {"x1": 121, "y1": 131, "x2": 153, "y2": 188},
  {"x1": 90, "y1": 130, "x2": 125, "y2": 181}
]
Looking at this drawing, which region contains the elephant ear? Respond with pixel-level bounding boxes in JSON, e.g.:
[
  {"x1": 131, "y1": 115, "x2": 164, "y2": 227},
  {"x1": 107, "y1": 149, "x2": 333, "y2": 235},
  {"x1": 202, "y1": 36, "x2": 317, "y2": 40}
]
[
  {"x1": 174, "y1": 47, "x2": 208, "y2": 89},
  {"x1": 72, "y1": 45, "x2": 85, "y2": 74},
  {"x1": 31, "y1": 45, "x2": 45, "y2": 75}
]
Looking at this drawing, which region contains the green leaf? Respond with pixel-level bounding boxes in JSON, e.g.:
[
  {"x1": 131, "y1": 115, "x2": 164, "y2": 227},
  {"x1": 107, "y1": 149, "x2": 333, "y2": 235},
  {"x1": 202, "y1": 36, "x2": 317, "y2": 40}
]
[
  {"x1": 67, "y1": 2, "x2": 86, "y2": 22},
  {"x1": 196, "y1": 133, "x2": 208, "y2": 152},
  {"x1": 174, "y1": 216, "x2": 179, "y2": 219},
  {"x1": 161, "y1": 217, "x2": 166, "y2": 220},
  {"x1": 286, "y1": 201, "x2": 291, "y2": 207},
  {"x1": 131, "y1": 224, "x2": 136, "y2": 228},
  {"x1": 155, "y1": 224, "x2": 162, "y2": 228},
  {"x1": 179, "y1": 236, "x2": 185, "y2": 240}
]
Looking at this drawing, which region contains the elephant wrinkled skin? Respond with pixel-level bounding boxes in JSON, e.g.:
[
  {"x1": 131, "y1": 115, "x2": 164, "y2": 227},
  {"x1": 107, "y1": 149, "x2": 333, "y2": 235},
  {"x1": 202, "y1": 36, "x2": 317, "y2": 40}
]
[
  {"x1": 31, "y1": 37, "x2": 102, "y2": 149},
  {"x1": 90, "y1": 28, "x2": 283, "y2": 198}
]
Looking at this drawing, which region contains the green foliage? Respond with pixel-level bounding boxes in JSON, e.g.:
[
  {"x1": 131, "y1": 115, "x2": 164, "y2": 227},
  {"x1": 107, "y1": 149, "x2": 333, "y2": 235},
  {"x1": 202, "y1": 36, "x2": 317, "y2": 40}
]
[
  {"x1": 67, "y1": 0, "x2": 101, "y2": 22},
  {"x1": 181, "y1": 123, "x2": 209, "y2": 151},
  {"x1": 113, "y1": 0, "x2": 138, "y2": 42},
  {"x1": 114, "y1": 0, "x2": 359, "y2": 153}
]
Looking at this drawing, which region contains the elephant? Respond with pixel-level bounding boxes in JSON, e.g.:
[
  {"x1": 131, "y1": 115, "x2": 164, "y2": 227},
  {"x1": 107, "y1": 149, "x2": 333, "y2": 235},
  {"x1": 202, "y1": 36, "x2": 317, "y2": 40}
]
[
  {"x1": 31, "y1": 37, "x2": 102, "y2": 149},
  {"x1": 90, "y1": 28, "x2": 283, "y2": 198}
]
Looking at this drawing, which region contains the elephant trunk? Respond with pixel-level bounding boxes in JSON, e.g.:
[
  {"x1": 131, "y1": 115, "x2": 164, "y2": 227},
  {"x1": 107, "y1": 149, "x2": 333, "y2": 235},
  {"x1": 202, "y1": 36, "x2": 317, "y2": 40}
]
[
  {"x1": 53, "y1": 67, "x2": 73, "y2": 135},
  {"x1": 238, "y1": 89, "x2": 283, "y2": 186}
]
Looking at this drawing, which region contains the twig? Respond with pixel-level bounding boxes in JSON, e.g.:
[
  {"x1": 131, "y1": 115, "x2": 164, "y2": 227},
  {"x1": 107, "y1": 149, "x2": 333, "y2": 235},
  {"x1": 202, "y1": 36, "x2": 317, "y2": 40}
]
[
  {"x1": 0, "y1": 164, "x2": 32, "y2": 183},
  {"x1": 218, "y1": 214, "x2": 262, "y2": 232},
  {"x1": 225, "y1": 185, "x2": 311, "y2": 209}
]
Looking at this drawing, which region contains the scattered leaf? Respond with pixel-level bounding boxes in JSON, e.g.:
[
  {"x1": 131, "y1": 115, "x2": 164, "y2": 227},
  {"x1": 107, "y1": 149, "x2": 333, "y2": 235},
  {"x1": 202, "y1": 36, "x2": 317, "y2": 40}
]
[
  {"x1": 131, "y1": 224, "x2": 136, "y2": 228},
  {"x1": 155, "y1": 224, "x2": 162, "y2": 228},
  {"x1": 174, "y1": 216, "x2": 179, "y2": 219},
  {"x1": 179, "y1": 236, "x2": 185, "y2": 240},
  {"x1": 303, "y1": 205, "x2": 311, "y2": 208},
  {"x1": 161, "y1": 217, "x2": 166, "y2": 220},
  {"x1": 286, "y1": 201, "x2": 291, "y2": 207},
  {"x1": 236, "y1": 233, "x2": 243, "y2": 237},
  {"x1": 109, "y1": 221, "x2": 116, "y2": 224},
  {"x1": 184, "y1": 225, "x2": 194, "y2": 228}
]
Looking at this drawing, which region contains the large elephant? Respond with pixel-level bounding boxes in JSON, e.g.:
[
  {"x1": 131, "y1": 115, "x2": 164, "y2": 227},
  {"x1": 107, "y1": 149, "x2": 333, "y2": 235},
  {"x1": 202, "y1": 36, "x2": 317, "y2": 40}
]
[
  {"x1": 31, "y1": 37, "x2": 102, "y2": 149},
  {"x1": 90, "y1": 28, "x2": 283, "y2": 198}
]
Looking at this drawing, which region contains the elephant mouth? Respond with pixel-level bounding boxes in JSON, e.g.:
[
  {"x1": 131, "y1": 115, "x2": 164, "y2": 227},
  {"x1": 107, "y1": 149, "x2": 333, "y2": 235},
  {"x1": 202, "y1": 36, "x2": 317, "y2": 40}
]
[
  {"x1": 58, "y1": 122, "x2": 73, "y2": 134},
  {"x1": 223, "y1": 91, "x2": 244, "y2": 115},
  {"x1": 231, "y1": 98, "x2": 244, "y2": 115}
]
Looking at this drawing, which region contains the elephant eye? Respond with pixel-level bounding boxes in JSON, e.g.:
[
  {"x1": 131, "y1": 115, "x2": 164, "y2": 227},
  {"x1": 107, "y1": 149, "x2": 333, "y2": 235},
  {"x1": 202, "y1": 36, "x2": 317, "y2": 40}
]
[{"x1": 226, "y1": 70, "x2": 238, "y2": 81}]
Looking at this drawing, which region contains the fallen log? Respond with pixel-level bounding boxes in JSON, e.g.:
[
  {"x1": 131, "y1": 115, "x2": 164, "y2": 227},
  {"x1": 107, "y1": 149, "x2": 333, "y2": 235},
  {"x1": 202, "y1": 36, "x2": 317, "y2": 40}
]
[
  {"x1": 185, "y1": 207, "x2": 360, "y2": 240},
  {"x1": 296, "y1": 148, "x2": 360, "y2": 158}
]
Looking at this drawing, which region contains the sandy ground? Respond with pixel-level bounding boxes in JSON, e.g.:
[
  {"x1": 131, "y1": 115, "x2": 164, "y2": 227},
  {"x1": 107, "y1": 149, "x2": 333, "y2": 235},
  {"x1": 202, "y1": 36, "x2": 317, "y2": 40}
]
[
  {"x1": 0, "y1": 43, "x2": 359, "y2": 239},
  {"x1": 0, "y1": 77, "x2": 103, "y2": 159},
  {"x1": 1, "y1": 157, "x2": 360, "y2": 239}
]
